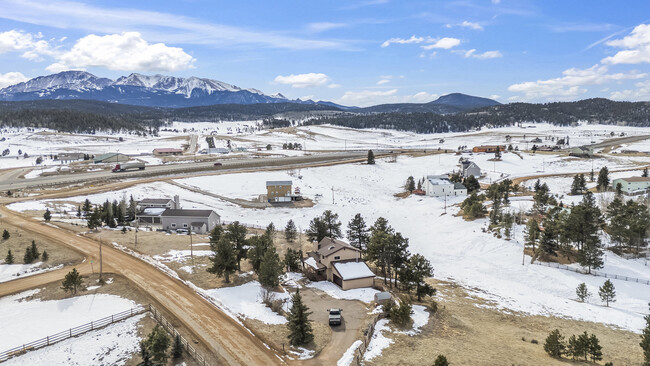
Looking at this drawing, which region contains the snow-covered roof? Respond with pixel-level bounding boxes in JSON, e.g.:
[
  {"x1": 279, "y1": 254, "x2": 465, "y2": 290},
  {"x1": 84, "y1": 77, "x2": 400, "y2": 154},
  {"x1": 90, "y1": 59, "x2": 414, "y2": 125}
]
[
  {"x1": 333, "y1": 261, "x2": 375, "y2": 280},
  {"x1": 304, "y1": 257, "x2": 319, "y2": 270},
  {"x1": 141, "y1": 207, "x2": 166, "y2": 216}
]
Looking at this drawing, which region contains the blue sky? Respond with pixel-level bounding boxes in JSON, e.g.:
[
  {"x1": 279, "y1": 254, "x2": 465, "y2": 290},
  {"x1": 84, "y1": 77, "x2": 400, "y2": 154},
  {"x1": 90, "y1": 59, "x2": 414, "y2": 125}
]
[{"x1": 0, "y1": 0, "x2": 649, "y2": 106}]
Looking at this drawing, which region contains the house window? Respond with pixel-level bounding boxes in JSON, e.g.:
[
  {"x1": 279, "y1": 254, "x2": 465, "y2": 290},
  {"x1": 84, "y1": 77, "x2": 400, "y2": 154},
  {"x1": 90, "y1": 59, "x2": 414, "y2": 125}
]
[
  {"x1": 334, "y1": 256, "x2": 340, "y2": 260},
  {"x1": 171, "y1": 223, "x2": 176, "y2": 228},
  {"x1": 183, "y1": 223, "x2": 188, "y2": 228}
]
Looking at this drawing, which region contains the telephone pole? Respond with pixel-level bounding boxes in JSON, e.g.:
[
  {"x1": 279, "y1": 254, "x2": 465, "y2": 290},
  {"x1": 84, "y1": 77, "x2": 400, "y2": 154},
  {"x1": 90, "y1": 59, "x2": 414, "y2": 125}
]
[
  {"x1": 331, "y1": 186, "x2": 335, "y2": 204},
  {"x1": 99, "y1": 236, "x2": 103, "y2": 281}
]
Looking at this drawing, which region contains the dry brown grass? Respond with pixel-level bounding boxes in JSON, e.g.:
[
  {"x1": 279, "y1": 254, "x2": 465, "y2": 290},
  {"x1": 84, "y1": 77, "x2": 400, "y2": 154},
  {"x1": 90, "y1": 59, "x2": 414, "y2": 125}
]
[
  {"x1": 244, "y1": 318, "x2": 331, "y2": 358},
  {"x1": 368, "y1": 279, "x2": 644, "y2": 366}
]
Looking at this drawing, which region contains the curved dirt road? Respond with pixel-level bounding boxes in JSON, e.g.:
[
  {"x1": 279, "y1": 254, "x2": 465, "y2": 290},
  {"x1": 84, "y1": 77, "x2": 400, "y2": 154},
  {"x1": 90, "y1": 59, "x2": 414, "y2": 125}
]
[{"x1": 0, "y1": 207, "x2": 285, "y2": 366}]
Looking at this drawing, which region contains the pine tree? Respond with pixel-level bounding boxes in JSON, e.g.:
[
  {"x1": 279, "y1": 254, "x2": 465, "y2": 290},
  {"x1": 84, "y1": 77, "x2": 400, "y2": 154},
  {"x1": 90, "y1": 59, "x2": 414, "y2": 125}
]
[
  {"x1": 399, "y1": 254, "x2": 435, "y2": 301},
  {"x1": 643, "y1": 167, "x2": 649, "y2": 178},
  {"x1": 367, "y1": 150, "x2": 375, "y2": 165},
  {"x1": 463, "y1": 175, "x2": 480, "y2": 193},
  {"x1": 171, "y1": 334, "x2": 183, "y2": 359},
  {"x1": 598, "y1": 279, "x2": 616, "y2": 306},
  {"x1": 76, "y1": 205, "x2": 81, "y2": 218},
  {"x1": 433, "y1": 355, "x2": 449, "y2": 366},
  {"x1": 61, "y1": 268, "x2": 84, "y2": 295},
  {"x1": 641, "y1": 306, "x2": 650, "y2": 366},
  {"x1": 494, "y1": 145, "x2": 502, "y2": 160},
  {"x1": 306, "y1": 217, "x2": 328, "y2": 242},
  {"x1": 5, "y1": 250, "x2": 14, "y2": 264},
  {"x1": 588, "y1": 334, "x2": 603, "y2": 362},
  {"x1": 144, "y1": 325, "x2": 170, "y2": 365},
  {"x1": 322, "y1": 210, "x2": 342, "y2": 238},
  {"x1": 524, "y1": 218, "x2": 540, "y2": 253},
  {"x1": 225, "y1": 221, "x2": 247, "y2": 271},
  {"x1": 568, "y1": 192, "x2": 604, "y2": 273},
  {"x1": 346, "y1": 213, "x2": 370, "y2": 252},
  {"x1": 23, "y1": 247, "x2": 34, "y2": 264},
  {"x1": 2, "y1": 229, "x2": 10, "y2": 240},
  {"x1": 138, "y1": 341, "x2": 152, "y2": 366},
  {"x1": 571, "y1": 174, "x2": 587, "y2": 195},
  {"x1": 284, "y1": 219, "x2": 298, "y2": 242},
  {"x1": 405, "y1": 176, "x2": 416, "y2": 192},
  {"x1": 247, "y1": 235, "x2": 272, "y2": 272},
  {"x1": 259, "y1": 246, "x2": 283, "y2": 288},
  {"x1": 30, "y1": 240, "x2": 39, "y2": 260},
  {"x1": 82, "y1": 199, "x2": 92, "y2": 216},
  {"x1": 43, "y1": 208, "x2": 52, "y2": 222},
  {"x1": 41, "y1": 250, "x2": 48, "y2": 261},
  {"x1": 284, "y1": 248, "x2": 302, "y2": 272},
  {"x1": 265, "y1": 222, "x2": 276, "y2": 239},
  {"x1": 597, "y1": 166, "x2": 609, "y2": 191},
  {"x1": 207, "y1": 236, "x2": 238, "y2": 283},
  {"x1": 544, "y1": 329, "x2": 566, "y2": 358},
  {"x1": 576, "y1": 282, "x2": 591, "y2": 302},
  {"x1": 287, "y1": 289, "x2": 314, "y2": 346}
]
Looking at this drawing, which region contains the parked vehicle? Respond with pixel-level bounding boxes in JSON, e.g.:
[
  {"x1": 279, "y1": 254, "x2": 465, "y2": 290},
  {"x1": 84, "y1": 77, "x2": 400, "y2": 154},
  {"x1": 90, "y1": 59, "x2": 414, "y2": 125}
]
[
  {"x1": 328, "y1": 308, "x2": 342, "y2": 326},
  {"x1": 213, "y1": 162, "x2": 223, "y2": 166},
  {"x1": 112, "y1": 161, "x2": 145, "y2": 172}
]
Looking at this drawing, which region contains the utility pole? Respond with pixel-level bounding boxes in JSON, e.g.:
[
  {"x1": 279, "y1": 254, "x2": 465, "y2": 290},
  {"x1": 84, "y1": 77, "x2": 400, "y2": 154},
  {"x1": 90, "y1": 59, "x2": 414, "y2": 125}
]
[
  {"x1": 444, "y1": 193, "x2": 447, "y2": 214},
  {"x1": 134, "y1": 221, "x2": 138, "y2": 248},
  {"x1": 99, "y1": 236, "x2": 103, "y2": 282},
  {"x1": 331, "y1": 186, "x2": 335, "y2": 204},
  {"x1": 189, "y1": 226, "x2": 194, "y2": 265}
]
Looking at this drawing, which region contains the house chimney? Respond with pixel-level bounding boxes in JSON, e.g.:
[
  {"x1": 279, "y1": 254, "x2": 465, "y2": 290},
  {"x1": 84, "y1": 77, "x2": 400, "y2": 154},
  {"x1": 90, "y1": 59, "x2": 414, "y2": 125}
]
[{"x1": 173, "y1": 195, "x2": 180, "y2": 209}]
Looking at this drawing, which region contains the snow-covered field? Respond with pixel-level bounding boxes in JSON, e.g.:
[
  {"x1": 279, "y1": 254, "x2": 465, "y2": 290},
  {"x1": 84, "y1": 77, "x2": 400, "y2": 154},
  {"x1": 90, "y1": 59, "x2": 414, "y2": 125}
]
[
  {"x1": 0, "y1": 289, "x2": 142, "y2": 364},
  {"x1": 0, "y1": 262, "x2": 63, "y2": 283},
  {"x1": 6, "y1": 122, "x2": 650, "y2": 337}
]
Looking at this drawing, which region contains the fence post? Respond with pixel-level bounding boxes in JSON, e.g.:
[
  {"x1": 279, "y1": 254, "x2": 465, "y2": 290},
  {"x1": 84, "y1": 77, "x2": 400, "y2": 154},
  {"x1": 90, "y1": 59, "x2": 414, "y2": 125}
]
[
  {"x1": 91, "y1": 321, "x2": 93, "y2": 330},
  {"x1": 112, "y1": 315, "x2": 114, "y2": 323}
]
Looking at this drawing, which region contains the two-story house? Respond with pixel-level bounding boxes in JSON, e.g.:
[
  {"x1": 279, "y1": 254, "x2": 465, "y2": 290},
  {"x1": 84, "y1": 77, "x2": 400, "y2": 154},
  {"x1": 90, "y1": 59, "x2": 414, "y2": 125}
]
[{"x1": 302, "y1": 237, "x2": 375, "y2": 290}]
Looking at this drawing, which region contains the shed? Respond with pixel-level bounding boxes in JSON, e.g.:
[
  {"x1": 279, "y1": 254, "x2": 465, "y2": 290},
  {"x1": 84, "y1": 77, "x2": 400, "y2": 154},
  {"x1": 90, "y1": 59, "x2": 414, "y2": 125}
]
[
  {"x1": 374, "y1": 292, "x2": 392, "y2": 305},
  {"x1": 94, "y1": 152, "x2": 130, "y2": 164}
]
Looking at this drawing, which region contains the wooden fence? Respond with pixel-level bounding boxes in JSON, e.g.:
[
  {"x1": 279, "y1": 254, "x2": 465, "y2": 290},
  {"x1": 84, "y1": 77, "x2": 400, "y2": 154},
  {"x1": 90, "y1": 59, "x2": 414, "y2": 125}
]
[
  {"x1": 0, "y1": 304, "x2": 213, "y2": 366},
  {"x1": 352, "y1": 314, "x2": 383, "y2": 366},
  {"x1": 532, "y1": 261, "x2": 650, "y2": 285},
  {"x1": 0, "y1": 305, "x2": 148, "y2": 362}
]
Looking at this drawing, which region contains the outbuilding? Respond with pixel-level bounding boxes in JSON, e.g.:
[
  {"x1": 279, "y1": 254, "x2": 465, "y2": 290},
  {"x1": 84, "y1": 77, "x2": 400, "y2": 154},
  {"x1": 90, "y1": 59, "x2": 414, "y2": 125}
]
[{"x1": 160, "y1": 209, "x2": 220, "y2": 234}]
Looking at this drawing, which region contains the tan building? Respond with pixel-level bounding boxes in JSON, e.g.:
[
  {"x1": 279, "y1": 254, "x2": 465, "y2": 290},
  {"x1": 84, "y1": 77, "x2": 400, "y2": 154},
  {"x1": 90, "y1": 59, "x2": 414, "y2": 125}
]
[
  {"x1": 153, "y1": 148, "x2": 183, "y2": 156},
  {"x1": 472, "y1": 145, "x2": 506, "y2": 153},
  {"x1": 266, "y1": 181, "x2": 292, "y2": 202},
  {"x1": 302, "y1": 237, "x2": 374, "y2": 290}
]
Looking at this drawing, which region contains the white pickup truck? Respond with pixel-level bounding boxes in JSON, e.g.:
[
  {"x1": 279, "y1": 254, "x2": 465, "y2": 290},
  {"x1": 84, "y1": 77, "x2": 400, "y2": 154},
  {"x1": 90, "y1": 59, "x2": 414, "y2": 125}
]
[{"x1": 328, "y1": 308, "x2": 342, "y2": 326}]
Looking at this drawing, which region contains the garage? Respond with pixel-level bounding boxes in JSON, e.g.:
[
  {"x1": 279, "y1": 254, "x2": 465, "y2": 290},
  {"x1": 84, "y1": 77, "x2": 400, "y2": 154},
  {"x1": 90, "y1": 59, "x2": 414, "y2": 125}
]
[
  {"x1": 332, "y1": 261, "x2": 375, "y2": 290},
  {"x1": 333, "y1": 274, "x2": 343, "y2": 287}
]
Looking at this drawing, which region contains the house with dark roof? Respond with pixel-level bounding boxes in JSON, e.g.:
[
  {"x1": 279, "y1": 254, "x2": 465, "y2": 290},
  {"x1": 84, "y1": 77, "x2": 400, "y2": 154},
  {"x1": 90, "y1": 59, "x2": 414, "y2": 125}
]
[
  {"x1": 161, "y1": 209, "x2": 220, "y2": 234},
  {"x1": 136, "y1": 196, "x2": 181, "y2": 226},
  {"x1": 302, "y1": 237, "x2": 374, "y2": 290},
  {"x1": 461, "y1": 160, "x2": 481, "y2": 178}
]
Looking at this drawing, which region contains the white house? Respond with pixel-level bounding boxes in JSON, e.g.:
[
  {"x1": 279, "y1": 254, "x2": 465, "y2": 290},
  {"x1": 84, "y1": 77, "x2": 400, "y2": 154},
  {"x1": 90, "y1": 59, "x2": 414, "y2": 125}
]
[
  {"x1": 612, "y1": 177, "x2": 650, "y2": 195},
  {"x1": 424, "y1": 175, "x2": 467, "y2": 197}
]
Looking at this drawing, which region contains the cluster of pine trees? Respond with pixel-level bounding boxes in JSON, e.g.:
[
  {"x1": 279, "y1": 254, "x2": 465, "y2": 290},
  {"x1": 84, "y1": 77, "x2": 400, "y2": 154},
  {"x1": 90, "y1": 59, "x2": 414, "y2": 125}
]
[
  {"x1": 544, "y1": 329, "x2": 603, "y2": 362},
  {"x1": 137, "y1": 325, "x2": 183, "y2": 366},
  {"x1": 575, "y1": 280, "x2": 617, "y2": 306},
  {"x1": 84, "y1": 197, "x2": 138, "y2": 229}
]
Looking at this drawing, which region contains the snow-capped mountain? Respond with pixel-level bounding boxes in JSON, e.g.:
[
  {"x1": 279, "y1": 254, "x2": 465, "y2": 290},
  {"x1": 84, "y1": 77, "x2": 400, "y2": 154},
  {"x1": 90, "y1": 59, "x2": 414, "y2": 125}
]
[{"x1": 0, "y1": 71, "x2": 329, "y2": 108}]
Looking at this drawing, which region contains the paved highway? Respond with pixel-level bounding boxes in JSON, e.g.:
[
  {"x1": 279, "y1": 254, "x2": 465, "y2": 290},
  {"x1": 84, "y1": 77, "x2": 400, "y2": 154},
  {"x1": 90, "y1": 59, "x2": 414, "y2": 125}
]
[{"x1": 0, "y1": 151, "x2": 376, "y2": 191}]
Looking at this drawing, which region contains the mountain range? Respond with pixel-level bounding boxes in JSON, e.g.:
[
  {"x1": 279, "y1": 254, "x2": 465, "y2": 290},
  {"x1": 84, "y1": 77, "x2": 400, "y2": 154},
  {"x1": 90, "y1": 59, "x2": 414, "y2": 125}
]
[{"x1": 0, "y1": 71, "x2": 499, "y2": 112}]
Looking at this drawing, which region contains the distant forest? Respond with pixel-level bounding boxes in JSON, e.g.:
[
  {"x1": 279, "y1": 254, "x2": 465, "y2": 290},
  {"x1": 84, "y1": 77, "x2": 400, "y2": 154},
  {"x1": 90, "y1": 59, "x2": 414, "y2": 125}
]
[
  {"x1": 305, "y1": 98, "x2": 650, "y2": 134},
  {"x1": 0, "y1": 98, "x2": 649, "y2": 133}
]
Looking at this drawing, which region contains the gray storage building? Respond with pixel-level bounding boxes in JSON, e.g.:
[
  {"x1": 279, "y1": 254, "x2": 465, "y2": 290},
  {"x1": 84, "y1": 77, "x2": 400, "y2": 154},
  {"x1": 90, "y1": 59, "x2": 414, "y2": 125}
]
[{"x1": 161, "y1": 209, "x2": 220, "y2": 234}]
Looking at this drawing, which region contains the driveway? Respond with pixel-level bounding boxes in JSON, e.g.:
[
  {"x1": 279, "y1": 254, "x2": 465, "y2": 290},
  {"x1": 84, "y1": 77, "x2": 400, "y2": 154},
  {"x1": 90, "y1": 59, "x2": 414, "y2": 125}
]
[{"x1": 300, "y1": 286, "x2": 372, "y2": 366}]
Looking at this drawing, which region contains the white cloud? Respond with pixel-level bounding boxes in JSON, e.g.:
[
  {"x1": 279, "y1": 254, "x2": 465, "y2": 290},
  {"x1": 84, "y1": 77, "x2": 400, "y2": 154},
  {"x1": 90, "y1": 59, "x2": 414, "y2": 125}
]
[
  {"x1": 460, "y1": 49, "x2": 503, "y2": 59},
  {"x1": 602, "y1": 24, "x2": 650, "y2": 65},
  {"x1": 0, "y1": 71, "x2": 29, "y2": 88},
  {"x1": 609, "y1": 80, "x2": 650, "y2": 101},
  {"x1": 489, "y1": 94, "x2": 501, "y2": 100},
  {"x1": 508, "y1": 64, "x2": 647, "y2": 100},
  {"x1": 0, "y1": 30, "x2": 52, "y2": 59},
  {"x1": 45, "y1": 32, "x2": 195, "y2": 72},
  {"x1": 327, "y1": 83, "x2": 342, "y2": 89},
  {"x1": 0, "y1": 0, "x2": 347, "y2": 50},
  {"x1": 336, "y1": 89, "x2": 438, "y2": 107},
  {"x1": 306, "y1": 22, "x2": 347, "y2": 33},
  {"x1": 381, "y1": 35, "x2": 430, "y2": 47},
  {"x1": 274, "y1": 73, "x2": 330, "y2": 88},
  {"x1": 446, "y1": 21, "x2": 484, "y2": 31},
  {"x1": 492, "y1": 0, "x2": 501, "y2": 4},
  {"x1": 377, "y1": 79, "x2": 390, "y2": 85},
  {"x1": 421, "y1": 37, "x2": 461, "y2": 50}
]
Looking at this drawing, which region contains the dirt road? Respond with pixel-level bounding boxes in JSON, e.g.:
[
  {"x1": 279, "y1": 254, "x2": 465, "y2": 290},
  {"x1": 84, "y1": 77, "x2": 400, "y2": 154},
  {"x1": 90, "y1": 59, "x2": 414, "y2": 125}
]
[
  {"x1": 0, "y1": 261, "x2": 95, "y2": 298},
  {"x1": 0, "y1": 207, "x2": 285, "y2": 366}
]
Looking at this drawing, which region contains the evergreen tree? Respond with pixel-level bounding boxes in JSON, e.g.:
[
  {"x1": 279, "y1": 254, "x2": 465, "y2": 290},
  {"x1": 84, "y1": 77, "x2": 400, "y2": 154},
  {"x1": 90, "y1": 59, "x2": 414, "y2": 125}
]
[
  {"x1": 5, "y1": 250, "x2": 14, "y2": 264},
  {"x1": 643, "y1": 167, "x2": 649, "y2": 178},
  {"x1": 171, "y1": 334, "x2": 183, "y2": 359},
  {"x1": 463, "y1": 175, "x2": 480, "y2": 193},
  {"x1": 43, "y1": 208, "x2": 52, "y2": 222},
  {"x1": 2, "y1": 229, "x2": 10, "y2": 240},
  {"x1": 322, "y1": 210, "x2": 342, "y2": 238},
  {"x1": 247, "y1": 234, "x2": 272, "y2": 272},
  {"x1": 433, "y1": 355, "x2": 449, "y2": 366},
  {"x1": 306, "y1": 217, "x2": 328, "y2": 242},
  {"x1": 346, "y1": 213, "x2": 370, "y2": 252},
  {"x1": 544, "y1": 329, "x2": 566, "y2": 358},
  {"x1": 225, "y1": 221, "x2": 248, "y2": 271},
  {"x1": 137, "y1": 341, "x2": 152, "y2": 366},
  {"x1": 524, "y1": 218, "x2": 540, "y2": 253},
  {"x1": 370, "y1": 217, "x2": 394, "y2": 236},
  {"x1": 144, "y1": 325, "x2": 170, "y2": 366},
  {"x1": 494, "y1": 145, "x2": 502, "y2": 160},
  {"x1": 265, "y1": 222, "x2": 276, "y2": 239},
  {"x1": 641, "y1": 306, "x2": 650, "y2": 366},
  {"x1": 567, "y1": 192, "x2": 604, "y2": 273},
  {"x1": 207, "y1": 236, "x2": 237, "y2": 283},
  {"x1": 405, "y1": 176, "x2": 416, "y2": 192},
  {"x1": 399, "y1": 254, "x2": 435, "y2": 301},
  {"x1": 367, "y1": 150, "x2": 375, "y2": 165},
  {"x1": 576, "y1": 282, "x2": 591, "y2": 302},
  {"x1": 390, "y1": 298, "x2": 413, "y2": 326},
  {"x1": 76, "y1": 205, "x2": 81, "y2": 218},
  {"x1": 30, "y1": 240, "x2": 39, "y2": 260},
  {"x1": 588, "y1": 334, "x2": 603, "y2": 362},
  {"x1": 287, "y1": 289, "x2": 314, "y2": 346},
  {"x1": 258, "y1": 246, "x2": 283, "y2": 288},
  {"x1": 41, "y1": 250, "x2": 48, "y2": 261},
  {"x1": 284, "y1": 219, "x2": 298, "y2": 242},
  {"x1": 209, "y1": 224, "x2": 224, "y2": 244},
  {"x1": 597, "y1": 166, "x2": 610, "y2": 191},
  {"x1": 417, "y1": 178, "x2": 423, "y2": 190},
  {"x1": 23, "y1": 247, "x2": 34, "y2": 264},
  {"x1": 570, "y1": 174, "x2": 587, "y2": 195},
  {"x1": 598, "y1": 279, "x2": 616, "y2": 306},
  {"x1": 82, "y1": 199, "x2": 92, "y2": 216},
  {"x1": 284, "y1": 248, "x2": 302, "y2": 272},
  {"x1": 86, "y1": 207, "x2": 102, "y2": 229},
  {"x1": 61, "y1": 268, "x2": 84, "y2": 295}
]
